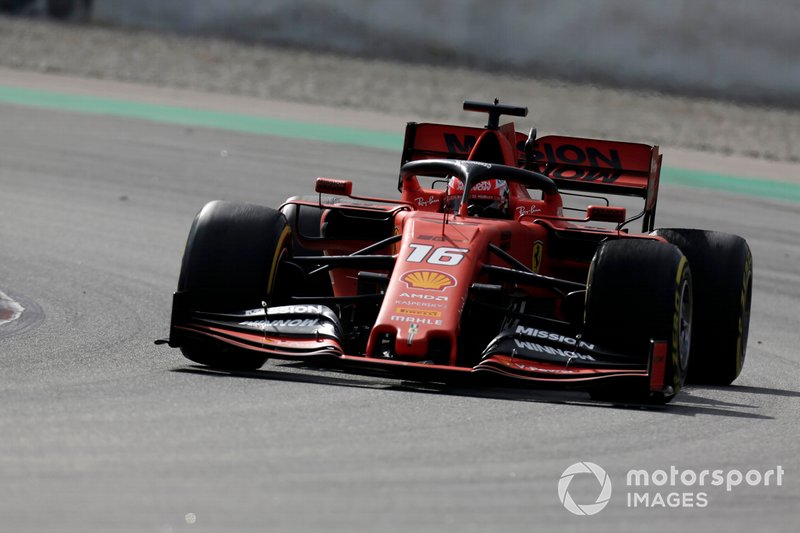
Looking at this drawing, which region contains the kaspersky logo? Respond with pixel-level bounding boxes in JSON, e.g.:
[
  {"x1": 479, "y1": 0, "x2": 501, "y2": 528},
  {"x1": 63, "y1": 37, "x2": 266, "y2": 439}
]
[
  {"x1": 401, "y1": 270, "x2": 456, "y2": 291},
  {"x1": 558, "y1": 462, "x2": 612, "y2": 516}
]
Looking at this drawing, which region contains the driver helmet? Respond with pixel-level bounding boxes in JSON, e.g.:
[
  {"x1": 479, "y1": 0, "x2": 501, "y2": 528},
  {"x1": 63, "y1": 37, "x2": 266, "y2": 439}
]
[{"x1": 446, "y1": 176, "x2": 509, "y2": 217}]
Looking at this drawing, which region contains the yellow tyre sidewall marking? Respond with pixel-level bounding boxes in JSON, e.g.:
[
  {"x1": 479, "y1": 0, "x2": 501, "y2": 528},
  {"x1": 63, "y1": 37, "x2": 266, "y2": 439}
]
[
  {"x1": 267, "y1": 226, "x2": 291, "y2": 298},
  {"x1": 672, "y1": 256, "x2": 689, "y2": 390}
]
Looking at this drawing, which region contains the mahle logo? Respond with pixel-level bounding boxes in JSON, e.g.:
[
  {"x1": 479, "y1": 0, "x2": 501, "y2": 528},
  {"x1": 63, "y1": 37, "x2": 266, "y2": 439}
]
[{"x1": 558, "y1": 462, "x2": 613, "y2": 516}]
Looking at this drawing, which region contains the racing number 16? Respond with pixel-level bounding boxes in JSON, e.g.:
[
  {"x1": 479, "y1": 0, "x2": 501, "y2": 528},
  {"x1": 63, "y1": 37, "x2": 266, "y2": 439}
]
[{"x1": 406, "y1": 244, "x2": 468, "y2": 266}]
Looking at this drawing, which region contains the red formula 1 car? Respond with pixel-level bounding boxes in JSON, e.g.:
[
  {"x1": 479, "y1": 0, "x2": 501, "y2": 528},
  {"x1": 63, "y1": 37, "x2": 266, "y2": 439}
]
[{"x1": 159, "y1": 101, "x2": 753, "y2": 403}]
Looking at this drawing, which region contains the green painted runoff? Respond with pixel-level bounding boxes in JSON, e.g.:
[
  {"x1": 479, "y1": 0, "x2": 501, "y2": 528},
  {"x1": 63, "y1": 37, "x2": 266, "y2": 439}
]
[{"x1": 1, "y1": 85, "x2": 798, "y2": 203}]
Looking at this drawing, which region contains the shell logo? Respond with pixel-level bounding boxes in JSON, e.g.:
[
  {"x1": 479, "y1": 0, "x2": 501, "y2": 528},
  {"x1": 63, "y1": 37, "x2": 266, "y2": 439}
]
[{"x1": 401, "y1": 270, "x2": 456, "y2": 291}]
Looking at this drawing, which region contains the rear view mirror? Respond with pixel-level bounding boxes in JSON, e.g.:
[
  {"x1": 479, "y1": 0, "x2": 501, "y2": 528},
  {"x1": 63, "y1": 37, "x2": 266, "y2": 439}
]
[
  {"x1": 315, "y1": 177, "x2": 353, "y2": 196},
  {"x1": 587, "y1": 205, "x2": 626, "y2": 224}
]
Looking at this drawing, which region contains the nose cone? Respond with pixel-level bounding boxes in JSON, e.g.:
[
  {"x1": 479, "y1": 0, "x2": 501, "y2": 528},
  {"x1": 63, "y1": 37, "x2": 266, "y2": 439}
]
[{"x1": 366, "y1": 214, "x2": 490, "y2": 365}]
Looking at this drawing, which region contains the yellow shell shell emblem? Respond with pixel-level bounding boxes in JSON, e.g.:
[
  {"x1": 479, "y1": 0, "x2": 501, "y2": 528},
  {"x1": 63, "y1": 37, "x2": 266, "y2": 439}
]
[{"x1": 401, "y1": 270, "x2": 456, "y2": 291}]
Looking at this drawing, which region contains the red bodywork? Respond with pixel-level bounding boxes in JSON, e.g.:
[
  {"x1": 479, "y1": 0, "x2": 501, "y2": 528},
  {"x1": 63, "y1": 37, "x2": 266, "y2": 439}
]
[{"x1": 170, "y1": 104, "x2": 674, "y2": 393}]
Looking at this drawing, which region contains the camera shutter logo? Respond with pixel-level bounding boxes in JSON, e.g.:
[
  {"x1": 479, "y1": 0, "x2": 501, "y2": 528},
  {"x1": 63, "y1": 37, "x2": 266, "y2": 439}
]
[{"x1": 558, "y1": 462, "x2": 613, "y2": 516}]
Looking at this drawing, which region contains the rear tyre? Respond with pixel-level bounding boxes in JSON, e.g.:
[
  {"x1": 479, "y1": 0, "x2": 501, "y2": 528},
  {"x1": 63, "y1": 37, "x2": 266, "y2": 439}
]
[
  {"x1": 584, "y1": 239, "x2": 692, "y2": 403},
  {"x1": 279, "y1": 199, "x2": 333, "y2": 297},
  {"x1": 652, "y1": 229, "x2": 752, "y2": 385},
  {"x1": 280, "y1": 197, "x2": 324, "y2": 256},
  {"x1": 176, "y1": 201, "x2": 291, "y2": 370}
]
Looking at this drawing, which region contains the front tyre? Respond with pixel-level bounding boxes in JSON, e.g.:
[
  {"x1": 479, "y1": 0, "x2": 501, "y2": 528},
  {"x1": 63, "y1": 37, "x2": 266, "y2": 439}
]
[
  {"x1": 653, "y1": 229, "x2": 752, "y2": 385},
  {"x1": 175, "y1": 201, "x2": 291, "y2": 370},
  {"x1": 584, "y1": 239, "x2": 692, "y2": 403}
]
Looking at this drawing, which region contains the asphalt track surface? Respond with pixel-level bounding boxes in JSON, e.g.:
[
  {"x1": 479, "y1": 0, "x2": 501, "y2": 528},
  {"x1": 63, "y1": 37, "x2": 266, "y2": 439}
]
[{"x1": 1, "y1": 80, "x2": 799, "y2": 533}]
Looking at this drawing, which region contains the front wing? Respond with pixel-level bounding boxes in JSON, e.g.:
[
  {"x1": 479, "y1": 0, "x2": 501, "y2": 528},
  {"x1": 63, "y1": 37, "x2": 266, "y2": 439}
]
[{"x1": 165, "y1": 295, "x2": 672, "y2": 395}]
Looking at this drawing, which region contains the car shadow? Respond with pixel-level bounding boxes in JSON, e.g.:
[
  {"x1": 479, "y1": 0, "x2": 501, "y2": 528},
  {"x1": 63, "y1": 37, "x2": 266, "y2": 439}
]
[
  {"x1": 171, "y1": 360, "x2": 783, "y2": 420},
  {"x1": 696, "y1": 383, "x2": 800, "y2": 398}
]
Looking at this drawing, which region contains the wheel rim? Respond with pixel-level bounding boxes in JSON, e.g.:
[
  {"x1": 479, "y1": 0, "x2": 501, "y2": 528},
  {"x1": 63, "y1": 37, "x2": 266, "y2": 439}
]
[{"x1": 678, "y1": 278, "x2": 693, "y2": 371}]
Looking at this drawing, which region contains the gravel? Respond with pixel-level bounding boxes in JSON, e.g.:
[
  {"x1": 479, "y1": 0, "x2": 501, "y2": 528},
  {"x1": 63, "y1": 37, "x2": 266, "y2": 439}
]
[{"x1": 2, "y1": 15, "x2": 800, "y2": 162}]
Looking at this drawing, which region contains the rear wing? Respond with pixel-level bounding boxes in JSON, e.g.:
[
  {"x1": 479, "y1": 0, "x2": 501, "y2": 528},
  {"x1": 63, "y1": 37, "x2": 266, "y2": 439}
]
[{"x1": 400, "y1": 122, "x2": 662, "y2": 231}]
